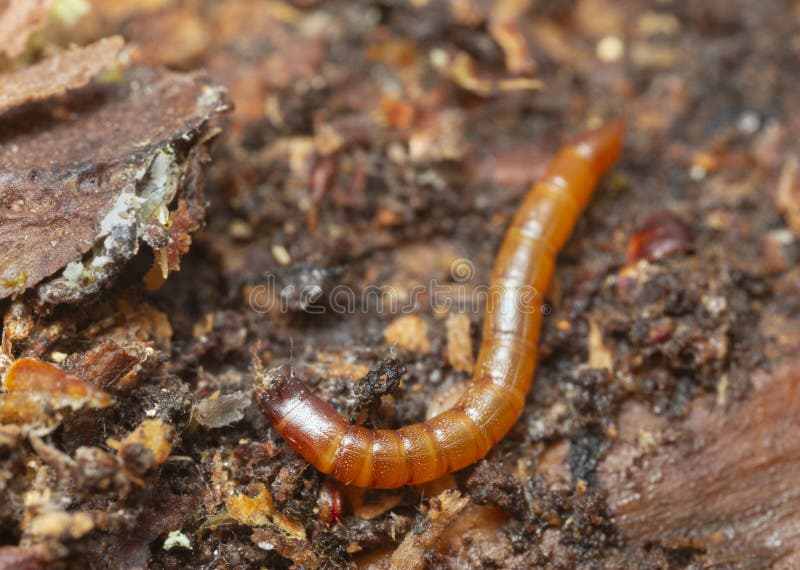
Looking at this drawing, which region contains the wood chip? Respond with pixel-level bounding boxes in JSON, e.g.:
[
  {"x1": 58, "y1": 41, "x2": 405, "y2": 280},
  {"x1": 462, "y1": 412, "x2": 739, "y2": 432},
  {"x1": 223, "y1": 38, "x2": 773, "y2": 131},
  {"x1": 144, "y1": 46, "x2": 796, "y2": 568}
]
[
  {"x1": 312, "y1": 352, "x2": 371, "y2": 382},
  {"x1": 438, "y1": 504, "x2": 514, "y2": 566},
  {"x1": 346, "y1": 488, "x2": 403, "y2": 520},
  {"x1": 27, "y1": 511, "x2": 94, "y2": 540},
  {"x1": 0, "y1": 0, "x2": 50, "y2": 59},
  {"x1": 226, "y1": 483, "x2": 306, "y2": 539},
  {"x1": 445, "y1": 312, "x2": 474, "y2": 373},
  {"x1": 108, "y1": 419, "x2": 175, "y2": 467},
  {"x1": 0, "y1": 36, "x2": 125, "y2": 114},
  {"x1": 587, "y1": 319, "x2": 613, "y2": 370},
  {"x1": 383, "y1": 315, "x2": 430, "y2": 354},
  {"x1": 3, "y1": 357, "x2": 112, "y2": 408},
  {"x1": 389, "y1": 490, "x2": 469, "y2": 570}
]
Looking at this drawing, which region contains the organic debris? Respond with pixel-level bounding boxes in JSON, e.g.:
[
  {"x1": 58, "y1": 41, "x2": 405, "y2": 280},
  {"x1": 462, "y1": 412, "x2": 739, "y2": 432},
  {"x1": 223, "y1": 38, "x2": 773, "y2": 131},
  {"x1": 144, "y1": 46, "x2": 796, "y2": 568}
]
[
  {"x1": 0, "y1": 1, "x2": 797, "y2": 568},
  {"x1": 0, "y1": 35, "x2": 124, "y2": 114},
  {"x1": 0, "y1": 0, "x2": 50, "y2": 59},
  {"x1": 0, "y1": 62, "x2": 228, "y2": 302}
]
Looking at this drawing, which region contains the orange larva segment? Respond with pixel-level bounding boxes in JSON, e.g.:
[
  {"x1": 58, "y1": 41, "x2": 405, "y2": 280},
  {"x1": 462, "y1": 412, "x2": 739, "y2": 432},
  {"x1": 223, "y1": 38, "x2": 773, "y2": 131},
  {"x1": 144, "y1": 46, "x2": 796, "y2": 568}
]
[
  {"x1": 494, "y1": 230, "x2": 557, "y2": 295},
  {"x1": 278, "y1": 393, "x2": 348, "y2": 474},
  {"x1": 511, "y1": 189, "x2": 577, "y2": 254},
  {"x1": 541, "y1": 155, "x2": 598, "y2": 211},
  {"x1": 372, "y1": 430, "x2": 410, "y2": 488},
  {"x1": 351, "y1": 433, "x2": 375, "y2": 488},
  {"x1": 425, "y1": 409, "x2": 488, "y2": 472},
  {"x1": 474, "y1": 332, "x2": 537, "y2": 395},
  {"x1": 458, "y1": 381, "x2": 525, "y2": 445},
  {"x1": 332, "y1": 425, "x2": 374, "y2": 485},
  {"x1": 397, "y1": 423, "x2": 445, "y2": 484},
  {"x1": 539, "y1": 179, "x2": 582, "y2": 217},
  {"x1": 457, "y1": 407, "x2": 493, "y2": 457},
  {"x1": 482, "y1": 284, "x2": 544, "y2": 346}
]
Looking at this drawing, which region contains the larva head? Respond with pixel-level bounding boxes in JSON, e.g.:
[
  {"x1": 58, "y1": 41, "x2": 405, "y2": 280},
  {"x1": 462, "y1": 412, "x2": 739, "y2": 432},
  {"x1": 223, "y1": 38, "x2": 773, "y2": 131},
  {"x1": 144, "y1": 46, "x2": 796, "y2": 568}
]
[
  {"x1": 254, "y1": 366, "x2": 311, "y2": 425},
  {"x1": 255, "y1": 367, "x2": 350, "y2": 477}
]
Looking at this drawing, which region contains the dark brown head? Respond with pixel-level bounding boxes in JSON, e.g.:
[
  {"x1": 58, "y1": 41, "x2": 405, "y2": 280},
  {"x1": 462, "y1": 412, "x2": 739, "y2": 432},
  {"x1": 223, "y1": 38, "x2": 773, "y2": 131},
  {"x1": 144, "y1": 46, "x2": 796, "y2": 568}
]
[{"x1": 254, "y1": 367, "x2": 312, "y2": 425}]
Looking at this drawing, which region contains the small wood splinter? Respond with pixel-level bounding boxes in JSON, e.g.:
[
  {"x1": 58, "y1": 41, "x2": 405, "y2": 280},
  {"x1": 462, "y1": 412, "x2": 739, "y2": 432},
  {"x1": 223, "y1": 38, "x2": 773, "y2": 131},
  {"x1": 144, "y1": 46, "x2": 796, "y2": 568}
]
[{"x1": 256, "y1": 121, "x2": 625, "y2": 488}]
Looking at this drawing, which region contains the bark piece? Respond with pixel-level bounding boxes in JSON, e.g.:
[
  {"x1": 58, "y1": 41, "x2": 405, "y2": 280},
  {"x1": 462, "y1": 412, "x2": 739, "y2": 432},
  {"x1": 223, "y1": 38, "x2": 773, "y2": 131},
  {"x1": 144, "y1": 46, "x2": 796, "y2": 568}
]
[
  {"x1": 0, "y1": 35, "x2": 124, "y2": 114},
  {"x1": 383, "y1": 315, "x2": 430, "y2": 353},
  {"x1": 599, "y1": 363, "x2": 800, "y2": 568},
  {"x1": 108, "y1": 418, "x2": 175, "y2": 474},
  {"x1": 70, "y1": 339, "x2": 151, "y2": 393},
  {"x1": 4, "y1": 357, "x2": 111, "y2": 408},
  {"x1": 0, "y1": 0, "x2": 50, "y2": 59},
  {"x1": 388, "y1": 490, "x2": 469, "y2": 570},
  {"x1": 1, "y1": 358, "x2": 112, "y2": 427},
  {"x1": 0, "y1": 66, "x2": 228, "y2": 302},
  {"x1": 445, "y1": 312, "x2": 474, "y2": 373}
]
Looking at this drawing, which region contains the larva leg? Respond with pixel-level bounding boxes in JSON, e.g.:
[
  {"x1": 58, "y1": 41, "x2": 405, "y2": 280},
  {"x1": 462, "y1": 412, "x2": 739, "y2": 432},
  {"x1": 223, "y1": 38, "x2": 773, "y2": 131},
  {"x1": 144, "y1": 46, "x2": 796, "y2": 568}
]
[{"x1": 256, "y1": 121, "x2": 625, "y2": 488}]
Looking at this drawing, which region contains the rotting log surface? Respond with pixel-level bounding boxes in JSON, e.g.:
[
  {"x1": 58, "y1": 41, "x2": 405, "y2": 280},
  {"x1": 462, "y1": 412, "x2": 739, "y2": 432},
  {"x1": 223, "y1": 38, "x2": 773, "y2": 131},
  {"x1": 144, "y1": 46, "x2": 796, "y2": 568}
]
[
  {"x1": 0, "y1": 67, "x2": 226, "y2": 301},
  {"x1": 600, "y1": 363, "x2": 800, "y2": 568}
]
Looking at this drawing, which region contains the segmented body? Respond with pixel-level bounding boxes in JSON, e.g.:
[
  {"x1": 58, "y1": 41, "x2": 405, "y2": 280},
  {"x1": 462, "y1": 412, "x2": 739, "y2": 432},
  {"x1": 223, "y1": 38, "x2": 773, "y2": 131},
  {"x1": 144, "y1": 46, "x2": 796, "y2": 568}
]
[{"x1": 257, "y1": 121, "x2": 625, "y2": 488}]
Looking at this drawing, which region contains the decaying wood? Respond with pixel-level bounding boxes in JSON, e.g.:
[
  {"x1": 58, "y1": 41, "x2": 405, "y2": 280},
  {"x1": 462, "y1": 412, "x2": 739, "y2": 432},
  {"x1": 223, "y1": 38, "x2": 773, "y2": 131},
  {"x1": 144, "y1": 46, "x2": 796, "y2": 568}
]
[
  {"x1": 387, "y1": 490, "x2": 469, "y2": 570},
  {"x1": 600, "y1": 362, "x2": 800, "y2": 568},
  {"x1": 0, "y1": 35, "x2": 124, "y2": 114},
  {"x1": 0, "y1": 66, "x2": 228, "y2": 302},
  {"x1": 0, "y1": 0, "x2": 50, "y2": 59}
]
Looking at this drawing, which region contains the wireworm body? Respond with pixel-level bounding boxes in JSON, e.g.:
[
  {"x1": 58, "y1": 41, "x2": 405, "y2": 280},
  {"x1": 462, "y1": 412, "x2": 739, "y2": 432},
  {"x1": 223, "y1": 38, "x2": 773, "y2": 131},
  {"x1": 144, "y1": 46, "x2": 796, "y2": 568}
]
[{"x1": 257, "y1": 122, "x2": 625, "y2": 488}]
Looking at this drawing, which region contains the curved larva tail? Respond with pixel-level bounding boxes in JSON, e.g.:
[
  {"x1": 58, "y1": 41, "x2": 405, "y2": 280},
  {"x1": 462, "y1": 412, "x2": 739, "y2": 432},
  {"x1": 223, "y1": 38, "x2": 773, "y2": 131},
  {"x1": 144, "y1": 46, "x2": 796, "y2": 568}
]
[
  {"x1": 572, "y1": 119, "x2": 626, "y2": 175},
  {"x1": 256, "y1": 121, "x2": 625, "y2": 488}
]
